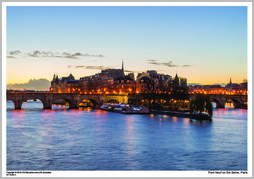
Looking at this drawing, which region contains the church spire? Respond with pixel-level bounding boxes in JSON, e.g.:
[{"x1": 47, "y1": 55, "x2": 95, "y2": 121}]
[
  {"x1": 174, "y1": 73, "x2": 179, "y2": 86},
  {"x1": 122, "y1": 60, "x2": 124, "y2": 75},
  {"x1": 51, "y1": 73, "x2": 56, "y2": 85}
]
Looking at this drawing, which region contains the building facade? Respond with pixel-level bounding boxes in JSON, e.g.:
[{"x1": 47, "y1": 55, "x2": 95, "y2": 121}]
[{"x1": 50, "y1": 64, "x2": 187, "y2": 96}]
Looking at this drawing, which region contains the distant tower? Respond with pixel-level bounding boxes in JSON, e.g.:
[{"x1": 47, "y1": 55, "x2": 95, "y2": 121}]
[
  {"x1": 55, "y1": 74, "x2": 59, "y2": 84},
  {"x1": 230, "y1": 78, "x2": 232, "y2": 85},
  {"x1": 122, "y1": 60, "x2": 124, "y2": 75},
  {"x1": 51, "y1": 74, "x2": 56, "y2": 85},
  {"x1": 52, "y1": 74, "x2": 56, "y2": 81},
  {"x1": 174, "y1": 73, "x2": 179, "y2": 85}
]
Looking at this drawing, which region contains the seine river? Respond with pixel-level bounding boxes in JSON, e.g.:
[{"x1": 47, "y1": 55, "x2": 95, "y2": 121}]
[{"x1": 6, "y1": 101, "x2": 247, "y2": 171}]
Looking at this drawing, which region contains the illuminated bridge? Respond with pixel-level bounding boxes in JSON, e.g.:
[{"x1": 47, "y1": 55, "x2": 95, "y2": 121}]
[
  {"x1": 7, "y1": 91, "x2": 247, "y2": 110},
  {"x1": 189, "y1": 94, "x2": 248, "y2": 109},
  {"x1": 7, "y1": 91, "x2": 128, "y2": 109}
]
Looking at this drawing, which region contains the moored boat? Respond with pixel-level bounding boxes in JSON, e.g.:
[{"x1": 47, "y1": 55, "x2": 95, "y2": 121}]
[{"x1": 101, "y1": 103, "x2": 150, "y2": 114}]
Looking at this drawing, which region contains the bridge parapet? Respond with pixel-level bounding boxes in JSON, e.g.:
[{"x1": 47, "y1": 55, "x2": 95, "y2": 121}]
[
  {"x1": 6, "y1": 92, "x2": 129, "y2": 109},
  {"x1": 7, "y1": 92, "x2": 247, "y2": 110}
]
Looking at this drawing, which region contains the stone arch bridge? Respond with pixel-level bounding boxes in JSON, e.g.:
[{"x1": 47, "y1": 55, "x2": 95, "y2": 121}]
[
  {"x1": 7, "y1": 92, "x2": 248, "y2": 109},
  {"x1": 189, "y1": 94, "x2": 247, "y2": 109},
  {"x1": 7, "y1": 92, "x2": 128, "y2": 109}
]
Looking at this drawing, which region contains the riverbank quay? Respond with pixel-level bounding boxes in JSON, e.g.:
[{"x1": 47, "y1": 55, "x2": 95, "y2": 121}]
[{"x1": 150, "y1": 110, "x2": 213, "y2": 121}]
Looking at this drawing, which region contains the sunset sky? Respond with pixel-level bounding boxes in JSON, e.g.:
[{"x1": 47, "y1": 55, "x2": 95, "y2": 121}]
[{"x1": 6, "y1": 4, "x2": 248, "y2": 85}]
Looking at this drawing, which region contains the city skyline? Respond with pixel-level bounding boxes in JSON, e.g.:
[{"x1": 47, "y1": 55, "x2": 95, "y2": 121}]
[{"x1": 6, "y1": 5, "x2": 248, "y2": 85}]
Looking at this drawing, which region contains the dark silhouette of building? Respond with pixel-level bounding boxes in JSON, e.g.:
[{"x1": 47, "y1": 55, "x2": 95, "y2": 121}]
[
  {"x1": 60, "y1": 73, "x2": 75, "y2": 83},
  {"x1": 50, "y1": 67, "x2": 187, "y2": 95},
  {"x1": 173, "y1": 73, "x2": 179, "y2": 87},
  {"x1": 180, "y1": 78, "x2": 187, "y2": 88},
  {"x1": 225, "y1": 78, "x2": 240, "y2": 90}
]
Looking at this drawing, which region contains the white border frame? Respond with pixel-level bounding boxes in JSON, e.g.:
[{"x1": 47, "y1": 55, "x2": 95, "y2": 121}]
[{"x1": 2, "y1": 2, "x2": 252, "y2": 177}]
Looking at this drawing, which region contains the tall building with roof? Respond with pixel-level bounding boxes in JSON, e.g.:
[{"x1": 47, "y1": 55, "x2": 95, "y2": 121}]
[
  {"x1": 60, "y1": 73, "x2": 75, "y2": 83},
  {"x1": 173, "y1": 73, "x2": 179, "y2": 87},
  {"x1": 180, "y1": 78, "x2": 187, "y2": 88}
]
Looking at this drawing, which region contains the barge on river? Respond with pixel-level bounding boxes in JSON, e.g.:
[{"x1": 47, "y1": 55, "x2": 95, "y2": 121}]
[{"x1": 100, "y1": 103, "x2": 150, "y2": 114}]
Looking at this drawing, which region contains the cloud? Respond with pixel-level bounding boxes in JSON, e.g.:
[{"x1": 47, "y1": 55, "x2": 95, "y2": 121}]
[
  {"x1": 7, "y1": 50, "x2": 104, "y2": 59},
  {"x1": 8, "y1": 50, "x2": 21, "y2": 55},
  {"x1": 85, "y1": 66, "x2": 105, "y2": 70},
  {"x1": 7, "y1": 56, "x2": 15, "y2": 58},
  {"x1": 148, "y1": 60, "x2": 178, "y2": 67},
  {"x1": 73, "y1": 53, "x2": 82, "y2": 56},
  {"x1": 69, "y1": 65, "x2": 138, "y2": 73},
  {"x1": 7, "y1": 50, "x2": 22, "y2": 58},
  {"x1": 69, "y1": 65, "x2": 139, "y2": 73},
  {"x1": 147, "y1": 59, "x2": 157, "y2": 62},
  {"x1": 148, "y1": 60, "x2": 191, "y2": 68},
  {"x1": 7, "y1": 78, "x2": 51, "y2": 91},
  {"x1": 162, "y1": 61, "x2": 178, "y2": 67},
  {"x1": 75, "y1": 66, "x2": 86, "y2": 68},
  {"x1": 124, "y1": 70, "x2": 140, "y2": 73},
  {"x1": 27, "y1": 50, "x2": 41, "y2": 57},
  {"x1": 68, "y1": 65, "x2": 106, "y2": 70}
]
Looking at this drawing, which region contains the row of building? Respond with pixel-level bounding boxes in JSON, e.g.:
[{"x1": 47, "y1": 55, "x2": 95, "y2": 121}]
[
  {"x1": 50, "y1": 62, "x2": 247, "y2": 95},
  {"x1": 188, "y1": 78, "x2": 248, "y2": 95},
  {"x1": 50, "y1": 62, "x2": 187, "y2": 94}
]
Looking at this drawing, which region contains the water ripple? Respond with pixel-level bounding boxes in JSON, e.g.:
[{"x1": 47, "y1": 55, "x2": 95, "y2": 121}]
[{"x1": 6, "y1": 103, "x2": 247, "y2": 171}]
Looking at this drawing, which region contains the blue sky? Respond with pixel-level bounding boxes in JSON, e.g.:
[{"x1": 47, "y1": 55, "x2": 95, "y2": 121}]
[{"x1": 6, "y1": 5, "x2": 248, "y2": 84}]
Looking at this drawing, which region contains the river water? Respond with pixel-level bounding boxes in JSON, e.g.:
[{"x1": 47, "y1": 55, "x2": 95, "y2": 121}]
[{"x1": 6, "y1": 101, "x2": 248, "y2": 171}]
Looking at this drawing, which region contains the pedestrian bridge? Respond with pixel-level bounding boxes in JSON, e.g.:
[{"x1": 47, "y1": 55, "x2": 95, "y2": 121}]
[{"x1": 6, "y1": 92, "x2": 128, "y2": 109}]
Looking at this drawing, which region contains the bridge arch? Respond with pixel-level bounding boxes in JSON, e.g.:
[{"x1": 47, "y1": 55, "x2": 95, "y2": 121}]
[
  {"x1": 6, "y1": 99, "x2": 19, "y2": 109},
  {"x1": 23, "y1": 96, "x2": 48, "y2": 109},
  {"x1": 79, "y1": 98, "x2": 98, "y2": 108},
  {"x1": 210, "y1": 98, "x2": 224, "y2": 108},
  {"x1": 6, "y1": 95, "x2": 23, "y2": 109},
  {"x1": 106, "y1": 99, "x2": 120, "y2": 104},
  {"x1": 6, "y1": 98, "x2": 46, "y2": 110},
  {"x1": 52, "y1": 97, "x2": 77, "y2": 109},
  {"x1": 226, "y1": 98, "x2": 242, "y2": 108},
  {"x1": 6, "y1": 100, "x2": 14, "y2": 107}
]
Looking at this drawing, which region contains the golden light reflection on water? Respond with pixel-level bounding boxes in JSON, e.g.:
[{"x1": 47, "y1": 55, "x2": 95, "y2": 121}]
[
  {"x1": 171, "y1": 116, "x2": 178, "y2": 122},
  {"x1": 183, "y1": 118, "x2": 190, "y2": 125},
  {"x1": 79, "y1": 107, "x2": 92, "y2": 112},
  {"x1": 225, "y1": 102, "x2": 235, "y2": 108},
  {"x1": 52, "y1": 104, "x2": 68, "y2": 111}
]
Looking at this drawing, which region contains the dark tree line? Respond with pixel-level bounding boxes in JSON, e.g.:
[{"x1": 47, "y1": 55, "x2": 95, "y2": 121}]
[{"x1": 139, "y1": 77, "x2": 189, "y2": 110}]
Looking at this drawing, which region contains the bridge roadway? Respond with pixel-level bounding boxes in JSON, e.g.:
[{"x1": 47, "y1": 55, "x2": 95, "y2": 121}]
[
  {"x1": 7, "y1": 92, "x2": 128, "y2": 109},
  {"x1": 7, "y1": 91, "x2": 247, "y2": 110}
]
